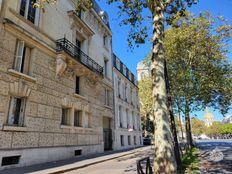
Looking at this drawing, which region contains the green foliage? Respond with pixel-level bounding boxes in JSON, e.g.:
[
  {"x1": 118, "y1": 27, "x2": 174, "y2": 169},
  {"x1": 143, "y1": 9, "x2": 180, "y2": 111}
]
[
  {"x1": 165, "y1": 12, "x2": 232, "y2": 116},
  {"x1": 191, "y1": 117, "x2": 206, "y2": 136},
  {"x1": 220, "y1": 123, "x2": 232, "y2": 134},
  {"x1": 205, "y1": 121, "x2": 223, "y2": 137},
  {"x1": 138, "y1": 77, "x2": 154, "y2": 134},
  {"x1": 179, "y1": 147, "x2": 200, "y2": 174}
]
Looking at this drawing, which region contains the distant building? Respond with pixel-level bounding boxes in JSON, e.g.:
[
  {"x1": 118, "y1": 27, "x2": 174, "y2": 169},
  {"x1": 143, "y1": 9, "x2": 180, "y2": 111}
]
[
  {"x1": 222, "y1": 115, "x2": 232, "y2": 124},
  {"x1": 203, "y1": 108, "x2": 215, "y2": 127},
  {"x1": 136, "y1": 61, "x2": 150, "y2": 81}
]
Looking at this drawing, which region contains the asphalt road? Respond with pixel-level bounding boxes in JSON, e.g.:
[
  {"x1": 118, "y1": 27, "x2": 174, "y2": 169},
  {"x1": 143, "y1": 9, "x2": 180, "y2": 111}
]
[
  {"x1": 196, "y1": 139, "x2": 232, "y2": 174},
  {"x1": 64, "y1": 147, "x2": 154, "y2": 174}
]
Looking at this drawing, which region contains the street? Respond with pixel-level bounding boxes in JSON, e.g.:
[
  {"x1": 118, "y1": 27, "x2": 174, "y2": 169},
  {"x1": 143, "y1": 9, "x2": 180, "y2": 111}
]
[
  {"x1": 65, "y1": 148, "x2": 154, "y2": 174},
  {"x1": 196, "y1": 139, "x2": 232, "y2": 174}
]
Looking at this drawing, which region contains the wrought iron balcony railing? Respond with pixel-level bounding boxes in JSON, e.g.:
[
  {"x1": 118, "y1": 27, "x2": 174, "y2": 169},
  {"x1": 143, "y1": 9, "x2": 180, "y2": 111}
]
[{"x1": 56, "y1": 38, "x2": 103, "y2": 76}]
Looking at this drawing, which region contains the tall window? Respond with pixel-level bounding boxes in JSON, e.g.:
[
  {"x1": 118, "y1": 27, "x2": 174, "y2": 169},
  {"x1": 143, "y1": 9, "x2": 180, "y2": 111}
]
[
  {"x1": 61, "y1": 108, "x2": 70, "y2": 125},
  {"x1": 118, "y1": 79, "x2": 121, "y2": 98},
  {"x1": 120, "y1": 135, "x2": 124, "y2": 146},
  {"x1": 118, "y1": 106, "x2": 122, "y2": 128},
  {"x1": 14, "y1": 40, "x2": 31, "y2": 74},
  {"x1": 75, "y1": 39, "x2": 81, "y2": 59},
  {"x1": 104, "y1": 59, "x2": 108, "y2": 77},
  {"x1": 8, "y1": 97, "x2": 25, "y2": 126},
  {"x1": 75, "y1": 76, "x2": 80, "y2": 94},
  {"x1": 128, "y1": 136, "x2": 131, "y2": 146},
  {"x1": 132, "y1": 111, "x2": 135, "y2": 129},
  {"x1": 124, "y1": 84, "x2": 127, "y2": 101},
  {"x1": 85, "y1": 112, "x2": 92, "y2": 128},
  {"x1": 74, "y1": 110, "x2": 82, "y2": 127},
  {"x1": 103, "y1": 35, "x2": 107, "y2": 47},
  {"x1": 105, "y1": 89, "x2": 110, "y2": 106},
  {"x1": 126, "y1": 109, "x2": 129, "y2": 128},
  {"x1": 20, "y1": 0, "x2": 39, "y2": 25},
  {"x1": 134, "y1": 136, "x2": 136, "y2": 145}
]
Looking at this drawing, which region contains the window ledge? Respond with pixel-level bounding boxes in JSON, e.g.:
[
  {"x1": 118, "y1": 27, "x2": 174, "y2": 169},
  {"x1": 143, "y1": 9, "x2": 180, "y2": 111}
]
[
  {"x1": 74, "y1": 94, "x2": 88, "y2": 101},
  {"x1": 60, "y1": 125, "x2": 73, "y2": 129},
  {"x1": 73, "y1": 126, "x2": 84, "y2": 130},
  {"x1": 8, "y1": 69, "x2": 37, "y2": 82},
  {"x1": 3, "y1": 125, "x2": 27, "y2": 131},
  {"x1": 104, "y1": 105, "x2": 112, "y2": 110}
]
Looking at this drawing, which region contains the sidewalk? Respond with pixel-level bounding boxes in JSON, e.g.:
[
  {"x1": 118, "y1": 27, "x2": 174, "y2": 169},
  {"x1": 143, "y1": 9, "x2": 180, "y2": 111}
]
[{"x1": 0, "y1": 146, "x2": 152, "y2": 174}]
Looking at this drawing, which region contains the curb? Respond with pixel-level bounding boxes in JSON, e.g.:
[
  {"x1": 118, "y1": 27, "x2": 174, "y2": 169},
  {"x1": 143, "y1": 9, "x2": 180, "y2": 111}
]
[
  {"x1": 48, "y1": 147, "x2": 151, "y2": 174},
  {"x1": 49, "y1": 151, "x2": 135, "y2": 174}
]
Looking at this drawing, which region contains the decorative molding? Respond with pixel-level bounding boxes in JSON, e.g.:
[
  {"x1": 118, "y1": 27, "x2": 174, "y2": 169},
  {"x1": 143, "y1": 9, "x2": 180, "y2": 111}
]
[
  {"x1": 56, "y1": 54, "x2": 67, "y2": 76},
  {"x1": 61, "y1": 96, "x2": 73, "y2": 108},
  {"x1": 9, "y1": 79, "x2": 31, "y2": 97}
]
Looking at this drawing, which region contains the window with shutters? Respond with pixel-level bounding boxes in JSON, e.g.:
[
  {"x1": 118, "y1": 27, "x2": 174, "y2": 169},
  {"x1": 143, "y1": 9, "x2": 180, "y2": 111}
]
[
  {"x1": 7, "y1": 97, "x2": 25, "y2": 126},
  {"x1": 20, "y1": 0, "x2": 40, "y2": 25},
  {"x1": 14, "y1": 40, "x2": 31, "y2": 74}
]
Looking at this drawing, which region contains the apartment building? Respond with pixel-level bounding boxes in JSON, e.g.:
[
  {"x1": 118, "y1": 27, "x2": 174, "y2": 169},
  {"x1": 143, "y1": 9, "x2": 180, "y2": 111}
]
[
  {"x1": 112, "y1": 54, "x2": 142, "y2": 150},
  {"x1": 0, "y1": 0, "x2": 113, "y2": 169}
]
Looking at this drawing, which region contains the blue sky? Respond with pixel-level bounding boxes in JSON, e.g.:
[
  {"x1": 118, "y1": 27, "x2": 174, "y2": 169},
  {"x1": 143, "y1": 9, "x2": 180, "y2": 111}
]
[{"x1": 97, "y1": 0, "x2": 232, "y2": 121}]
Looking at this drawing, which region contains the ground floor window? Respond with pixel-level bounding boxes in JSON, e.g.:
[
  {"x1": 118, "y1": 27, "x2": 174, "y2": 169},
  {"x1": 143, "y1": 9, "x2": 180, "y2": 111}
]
[
  {"x1": 128, "y1": 135, "x2": 131, "y2": 145},
  {"x1": 8, "y1": 97, "x2": 25, "y2": 126},
  {"x1": 120, "y1": 135, "x2": 124, "y2": 146},
  {"x1": 74, "y1": 110, "x2": 82, "y2": 127},
  {"x1": 134, "y1": 136, "x2": 136, "y2": 145},
  {"x1": 61, "y1": 108, "x2": 71, "y2": 125}
]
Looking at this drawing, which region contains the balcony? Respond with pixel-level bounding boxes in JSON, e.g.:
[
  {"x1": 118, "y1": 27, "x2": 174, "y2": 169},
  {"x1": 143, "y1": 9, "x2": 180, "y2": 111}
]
[{"x1": 56, "y1": 38, "x2": 103, "y2": 76}]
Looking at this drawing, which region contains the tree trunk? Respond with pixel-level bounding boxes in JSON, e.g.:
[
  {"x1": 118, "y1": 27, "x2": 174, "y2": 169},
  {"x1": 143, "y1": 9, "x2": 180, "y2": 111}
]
[
  {"x1": 151, "y1": 7, "x2": 177, "y2": 174},
  {"x1": 164, "y1": 59, "x2": 181, "y2": 167},
  {"x1": 185, "y1": 99, "x2": 193, "y2": 149}
]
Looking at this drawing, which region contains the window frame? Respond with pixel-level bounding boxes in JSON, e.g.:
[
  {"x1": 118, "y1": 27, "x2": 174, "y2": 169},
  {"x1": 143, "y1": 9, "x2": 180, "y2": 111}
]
[
  {"x1": 7, "y1": 97, "x2": 26, "y2": 127},
  {"x1": 74, "y1": 110, "x2": 82, "y2": 127},
  {"x1": 19, "y1": 0, "x2": 40, "y2": 25}
]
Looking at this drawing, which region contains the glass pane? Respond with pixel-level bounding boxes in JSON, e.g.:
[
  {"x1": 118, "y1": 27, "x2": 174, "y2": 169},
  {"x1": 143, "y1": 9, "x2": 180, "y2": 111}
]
[
  {"x1": 8, "y1": 98, "x2": 22, "y2": 125},
  {"x1": 20, "y1": 0, "x2": 27, "y2": 16},
  {"x1": 74, "y1": 111, "x2": 82, "y2": 127},
  {"x1": 61, "y1": 108, "x2": 68, "y2": 125},
  {"x1": 14, "y1": 41, "x2": 25, "y2": 72},
  {"x1": 27, "y1": 0, "x2": 36, "y2": 23}
]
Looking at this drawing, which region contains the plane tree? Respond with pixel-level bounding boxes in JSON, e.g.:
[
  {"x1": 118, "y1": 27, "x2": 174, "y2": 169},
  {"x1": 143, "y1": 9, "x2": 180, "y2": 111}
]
[{"x1": 165, "y1": 12, "x2": 232, "y2": 148}]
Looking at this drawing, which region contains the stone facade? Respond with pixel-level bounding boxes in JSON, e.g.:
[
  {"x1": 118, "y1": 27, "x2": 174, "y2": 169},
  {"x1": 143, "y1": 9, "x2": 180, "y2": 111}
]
[
  {"x1": 0, "y1": 0, "x2": 113, "y2": 169},
  {"x1": 112, "y1": 54, "x2": 143, "y2": 150}
]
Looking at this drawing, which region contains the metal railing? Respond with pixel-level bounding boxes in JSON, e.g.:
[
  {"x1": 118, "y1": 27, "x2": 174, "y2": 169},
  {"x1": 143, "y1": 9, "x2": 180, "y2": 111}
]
[
  {"x1": 137, "y1": 157, "x2": 152, "y2": 174},
  {"x1": 56, "y1": 38, "x2": 103, "y2": 76}
]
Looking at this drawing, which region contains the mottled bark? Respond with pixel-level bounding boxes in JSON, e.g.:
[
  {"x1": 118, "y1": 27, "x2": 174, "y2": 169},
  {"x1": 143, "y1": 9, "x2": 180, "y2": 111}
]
[
  {"x1": 164, "y1": 60, "x2": 181, "y2": 167},
  {"x1": 152, "y1": 5, "x2": 177, "y2": 174},
  {"x1": 185, "y1": 99, "x2": 193, "y2": 149}
]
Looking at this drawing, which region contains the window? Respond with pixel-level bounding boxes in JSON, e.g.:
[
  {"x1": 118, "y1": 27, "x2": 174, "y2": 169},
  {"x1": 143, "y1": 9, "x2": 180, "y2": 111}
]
[
  {"x1": 141, "y1": 72, "x2": 146, "y2": 80},
  {"x1": 105, "y1": 89, "x2": 110, "y2": 106},
  {"x1": 61, "y1": 108, "x2": 70, "y2": 125},
  {"x1": 134, "y1": 136, "x2": 136, "y2": 145},
  {"x1": 130, "y1": 88, "x2": 133, "y2": 104},
  {"x1": 118, "y1": 106, "x2": 122, "y2": 128},
  {"x1": 104, "y1": 59, "x2": 108, "y2": 77},
  {"x1": 14, "y1": 40, "x2": 31, "y2": 74},
  {"x1": 85, "y1": 112, "x2": 92, "y2": 128},
  {"x1": 74, "y1": 110, "x2": 82, "y2": 127},
  {"x1": 132, "y1": 111, "x2": 135, "y2": 129},
  {"x1": 103, "y1": 35, "x2": 107, "y2": 47},
  {"x1": 126, "y1": 109, "x2": 129, "y2": 128},
  {"x1": 124, "y1": 84, "x2": 127, "y2": 101},
  {"x1": 8, "y1": 97, "x2": 25, "y2": 126},
  {"x1": 120, "y1": 135, "x2": 124, "y2": 146},
  {"x1": 116, "y1": 58, "x2": 120, "y2": 69},
  {"x1": 118, "y1": 79, "x2": 121, "y2": 98},
  {"x1": 75, "y1": 39, "x2": 81, "y2": 58},
  {"x1": 20, "y1": 0, "x2": 39, "y2": 25},
  {"x1": 128, "y1": 136, "x2": 131, "y2": 146},
  {"x1": 75, "y1": 76, "x2": 80, "y2": 94}
]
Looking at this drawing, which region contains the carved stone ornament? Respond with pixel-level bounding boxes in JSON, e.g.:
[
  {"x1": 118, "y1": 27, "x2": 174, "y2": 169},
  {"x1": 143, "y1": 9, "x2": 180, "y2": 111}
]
[
  {"x1": 64, "y1": 67, "x2": 75, "y2": 79},
  {"x1": 56, "y1": 54, "x2": 67, "y2": 76},
  {"x1": 61, "y1": 96, "x2": 73, "y2": 108},
  {"x1": 9, "y1": 79, "x2": 31, "y2": 97}
]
